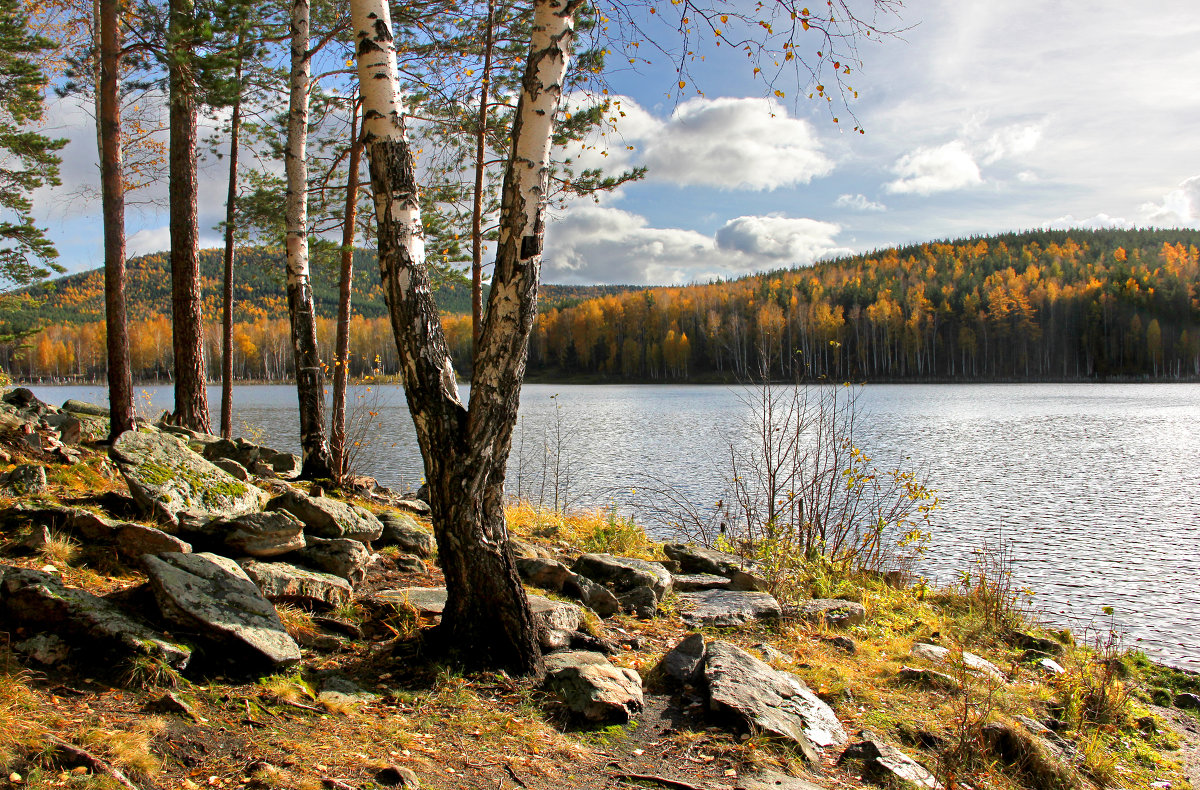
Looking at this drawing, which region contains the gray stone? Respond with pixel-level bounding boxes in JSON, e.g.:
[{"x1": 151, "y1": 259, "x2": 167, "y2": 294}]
[
  {"x1": 672, "y1": 573, "x2": 733, "y2": 592},
  {"x1": 911, "y1": 642, "x2": 1007, "y2": 683},
  {"x1": 375, "y1": 765, "x2": 420, "y2": 788},
  {"x1": 1008, "y1": 629, "x2": 1066, "y2": 657},
  {"x1": 0, "y1": 565, "x2": 191, "y2": 669},
  {"x1": 677, "y1": 589, "x2": 782, "y2": 628},
  {"x1": 822, "y1": 635, "x2": 857, "y2": 654},
  {"x1": 981, "y1": 722, "x2": 1081, "y2": 788},
  {"x1": 705, "y1": 641, "x2": 845, "y2": 761},
  {"x1": 15, "y1": 633, "x2": 70, "y2": 665},
  {"x1": 268, "y1": 489, "x2": 383, "y2": 543},
  {"x1": 62, "y1": 399, "x2": 109, "y2": 417},
  {"x1": 752, "y1": 643, "x2": 789, "y2": 663},
  {"x1": 664, "y1": 543, "x2": 764, "y2": 588},
  {"x1": 838, "y1": 739, "x2": 943, "y2": 790},
  {"x1": 110, "y1": 430, "x2": 265, "y2": 524},
  {"x1": 41, "y1": 412, "x2": 82, "y2": 444},
  {"x1": 1035, "y1": 657, "x2": 1066, "y2": 675},
  {"x1": 543, "y1": 650, "x2": 643, "y2": 722},
  {"x1": 1176, "y1": 693, "x2": 1200, "y2": 710},
  {"x1": 656, "y1": 632, "x2": 707, "y2": 686},
  {"x1": 895, "y1": 665, "x2": 960, "y2": 693},
  {"x1": 735, "y1": 769, "x2": 824, "y2": 790},
  {"x1": 369, "y1": 587, "x2": 448, "y2": 616},
  {"x1": 618, "y1": 585, "x2": 659, "y2": 618},
  {"x1": 115, "y1": 523, "x2": 192, "y2": 560},
  {"x1": 143, "y1": 552, "x2": 300, "y2": 669},
  {"x1": 796, "y1": 599, "x2": 867, "y2": 628},
  {"x1": 20, "y1": 523, "x2": 52, "y2": 551},
  {"x1": 393, "y1": 498, "x2": 431, "y2": 517},
  {"x1": 212, "y1": 458, "x2": 250, "y2": 481},
  {"x1": 1, "y1": 464, "x2": 47, "y2": 495},
  {"x1": 517, "y1": 556, "x2": 572, "y2": 591},
  {"x1": 3, "y1": 388, "x2": 51, "y2": 413},
  {"x1": 571, "y1": 553, "x2": 672, "y2": 600},
  {"x1": 219, "y1": 511, "x2": 306, "y2": 558},
  {"x1": 530, "y1": 596, "x2": 583, "y2": 651},
  {"x1": 389, "y1": 553, "x2": 428, "y2": 575},
  {"x1": 317, "y1": 675, "x2": 379, "y2": 707},
  {"x1": 377, "y1": 512, "x2": 435, "y2": 557},
  {"x1": 509, "y1": 539, "x2": 551, "y2": 560},
  {"x1": 239, "y1": 559, "x2": 352, "y2": 607},
  {"x1": 297, "y1": 536, "x2": 371, "y2": 586},
  {"x1": 562, "y1": 571, "x2": 620, "y2": 618}
]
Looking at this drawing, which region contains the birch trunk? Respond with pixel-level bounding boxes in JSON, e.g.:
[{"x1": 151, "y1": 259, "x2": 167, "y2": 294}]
[
  {"x1": 99, "y1": 0, "x2": 134, "y2": 439},
  {"x1": 330, "y1": 99, "x2": 362, "y2": 483},
  {"x1": 168, "y1": 0, "x2": 211, "y2": 432},
  {"x1": 220, "y1": 47, "x2": 243, "y2": 440},
  {"x1": 350, "y1": 0, "x2": 578, "y2": 674},
  {"x1": 285, "y1": 0, "x2": 332, "y2": 479},
  {"x1": 470, "y1": 0, "x2": 495, "y2": 350}
]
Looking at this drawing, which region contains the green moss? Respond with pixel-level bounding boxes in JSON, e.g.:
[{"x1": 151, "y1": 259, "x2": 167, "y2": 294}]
[{"x1": 135, "y1": 458, "x2": 248, "y2": 509}]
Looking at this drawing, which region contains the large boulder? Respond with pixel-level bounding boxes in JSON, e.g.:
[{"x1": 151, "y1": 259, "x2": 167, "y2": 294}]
[
  {"x1": 0, "y1": 464, "x2": 48, "y2": 496},
  {"x1": 368, "y1": 586, "x2": 448, "y2": 616},
  {"x1": 517, "y1": 556, "x2": 573, "y2": 591},
  {"x1": 268, "y1": 489, "x2": 383, "y2": 543},
  {"x1": 838, "y1": 738, "x2": 943, "y2": 790},
  {"x1": 664, "y1": 543, "x2": 762, "y2": 582},
  {"x1": 296, "y1": 536, "x2": 371, "y2": 586},
  {"x1": 571, "y1": 553, "x2": 672, "y2": 601},
  {"x1": 143, "y1": 552, "x2": 300, "y2": 669},
  {"x1": 61, "y1": 399, "x2": 109, "y2": 417},
  {"x1": 377, "y1": 511, "x2": 435, "y2": 557},
  {"x1": 910, "y1": 642, "x2": 1007, "y2": 683},
  {"x1": 529, "y1": 595, "x2": 582, "y2": 651},
  {"x1": 655, "y1": 632, "x2": 707, "y2": 686},
  {"x1": 115, "y1": 523, "x2": 192, "y2": 560},
  {"x1": 795, "y1": 599, "x2": 867, "y2": 628},
  {"x1": 677, "y1": 589, "x2": 782, "y2": 628},
  {"x1": 562, "y1": 572, "x2": 621, "y2": 618},
  {"x1": 183, "y1": 511, "x2": 306, "y2": 558},
  {"x1": 672, "y1": 573, "x2": 734, "y2": 592},
  {"x1": 543, "y1": 650, "x2": 643, "y2": 722},
  {"x1": 704, "y1": 641, "x2": 846, "y2": 761},
  {"x1": 110, "y1": 430, "x2": 265, "y2": 524},
  {"x1": 239, "y1": 559, "x2": 352, "y2": 608},
  {"x1": 0, "y1": 565, "x2": 191, "y2": 670}
]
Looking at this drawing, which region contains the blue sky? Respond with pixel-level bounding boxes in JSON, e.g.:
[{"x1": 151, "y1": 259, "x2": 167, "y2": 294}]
[{"x1": 29, "y1": 0, "x2": 1200, "y2": 286}]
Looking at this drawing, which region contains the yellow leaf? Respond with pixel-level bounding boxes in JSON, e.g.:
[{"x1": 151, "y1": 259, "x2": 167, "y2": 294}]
[
  {"x1": 774, "y1": 89, "x2": 785, "y2": 97},
  {"x1": 720, "y1": 14, "x2": 728, "y2": 22},
  {"x1": 679, "y1": 80, "x2": 686, "y2": 89},
  {"x1": 801, "y1": 18, "x2": 809, "y2": 30}
]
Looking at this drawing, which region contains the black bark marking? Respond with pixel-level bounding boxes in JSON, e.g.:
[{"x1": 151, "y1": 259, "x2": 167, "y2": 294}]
[
  {"x1": 373, "y1": 18, "x2": 392, "y2": 42},
  {"x1": 520, "y1": 234, "x2": 540, "y2": 259}
]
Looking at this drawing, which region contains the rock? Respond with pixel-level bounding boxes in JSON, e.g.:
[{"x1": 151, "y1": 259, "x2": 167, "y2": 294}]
[
  {"x1": 752, "y1": 643, "x2": 789, "y2": 663},
  {"x1": 838, "y1": 739, "x2": 943, "y2": 790},
  {"x1": 0, "y1": 565, "x2": 191, "y2": 670},
  {"x1": 144, "y1": 691, "x2": 198, "y2": 720},
  {"x1": 212, "y1": 458, "x2": 250, "y2": 481},
  {"x1": 1175, "y1": 692, "x2": 1200, "y2": 710},
  {"x1": 377, "y1": 512, "x2": 435, "y2": 557},
  {"x1": 297, "y1": 537, "x2": 371, "y2": 586},
  {"x1": 795, "y1": 599, "x2": 867, "y2": 628},
  {"x1": 1035, "y1": 657, "x2": 1066, "y2": 675},
  {"x1": 20, "y1": 523, "x2": 52, "y2": 551},
  {"x1": 543, "y1": 650, "x2": 643, "y2": 722},
  {"x1": 41, "y1": 412, "x2": 82, "y2": 444},
  {"x1": 143, "y1": 552, "x2": 300, "y2": 669},
  {"x1": 981, "y1": 722, "x2": 1081, "y2": 789},
  {"x1": 239, "y1": 559, "x2": 352, "y2": 608},
  {"x1": 517, "y1": 556, "x2": 572, "y2": 591},
  {"x1": 672, "y1": 573, "x2": 733, "y2": 592},
  {"x1": 389, "y1": 553, "x2": 428, "y2": 574},
  {"x1": 618, "y1": 585, "x2": 660, "y2": 618},
  {"x1": 369, "y1": 587, "x2": 448, "y2": 616},
  {"x1": 317, "y1": 675, "x2": 379, "y2": 707},
  {"x1": 62, "y1": 399, "x2": 109, "y2": 417},
  {"x1": 910, "y1": 642, "x2": 1006, "y2": 683},
  {"x1": 14, "y1": 633, "x2": 70, "y2": 665},
  {"x1": 677, "y1": 589, "x2": 782, "y2": 628},
  {"x1": 562, "y1": 572, "x2": 620, "y2": 618},
  {"x1": 3, "y1": 387, "x2": 51, "y2": 413},
  {"x1": 509, "y1": 538, "x2": 551, "y2": 560},
  {"x1": 194, "y1": 511, "x2": 307, "y2": 558},
  {"x1": 571, "y1": 553, "x2": 672, "y2": 601},
  {"x1": 665, "y1": 542, "x2": 757, "y2": 577},
  {"x1": 115, "y1": 523, "x2": 192, "y2": 560},
  {"x1": 895, "y1": 666, "x2": 959, "y2": 693},
  {"x1": 705, "y1": 641, "x2": 846, "y2": 760},
  {"x1": 529, "y1": 596, "x2": 582, "y2": 651},
  {"x1": 267, "y1": 489, "x2": 383, "y2": 543},
  {"x1": 656, "y1": 632, "x2": 707, "y2": 686},
  {"x1": 736, "y1": 769, "x2": 824, "y2": 790},
  {"x1": 822, "y1": 635, "x2": 857, "y2": 654},
  {"x1": 375, "y1": 765, "x2": 420, "y2": 788},
  {"x1": 393, "y1": 498, "x2": 431, "y2": 517},
  {"x1": 1, "y1": 464, "x2": 47, "y2": 496},
  {"x1": 110, "y1": 430, "x2": 264, "y2": 524},
  {"x1": 1007, "y1": 629, "x2": 1066, "y2": 657}
]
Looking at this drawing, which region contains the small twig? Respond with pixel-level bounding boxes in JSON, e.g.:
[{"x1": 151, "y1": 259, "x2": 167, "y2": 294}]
[
  {"x1": 612, "y1": 773, "x2": 708, "y2": 790},
  {"x1": 503, "y1": 762, "x2": 528, "y2": 788},
  {"x1": 44, "y1": 736, "x2": 141, "y2": 790}
]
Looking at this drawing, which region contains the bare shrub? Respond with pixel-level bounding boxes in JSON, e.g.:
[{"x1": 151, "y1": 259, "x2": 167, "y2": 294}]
[{"x1": 956, "y1": 533, "x2": 1034, "y2": 634}]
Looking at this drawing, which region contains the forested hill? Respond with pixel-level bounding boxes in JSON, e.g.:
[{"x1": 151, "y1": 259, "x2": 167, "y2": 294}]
[
  {"x1": 6, "y1": 247, "x2": 642, "y2": 333},
  {"x1": 525, "y1": 227, "x2": 1200, "y2": 381}
]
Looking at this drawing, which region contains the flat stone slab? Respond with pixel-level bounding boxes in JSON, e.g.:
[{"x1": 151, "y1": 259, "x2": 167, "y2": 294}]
[
  {"x1": 268, "y1": 489, "x2": 383, "y2": 543},
  {"x1": 838, "y1": 739, "x2": 943, "y2": 790},
  {"x1": 239, "y1": 559, "x2": 352, "y2": 608},
  {"x1": 705, "y1": 641, "x2": 846, "y2": 760},
  {"x1": 672, "y1": 573, "x2": 733, "y2": 592},
  {"x1": 911, "y1": 642, "x2": 1007, "y2": 683},
  {"x1": 543, "y1": 650, "x2": 643, "y2": 722},
  {"x1": 796, "y1": 599, "x2": 867, "y2": 628},
  {"x1": 571, "y1": 553, "x2": 672, "y2": 600},
  {"x1": 370, "y1": 586, "x2": 448, "y2": 616},
  {"x1": 115, "y1": 523, "x2": 192, "y2": 560},
  {"x1": 677, "y1": 589, "x2": 782, "y2": 627},
  {"x1": 0, "y1": 565, "x2": 191, "y2": 670},
  {"x1": 736, "y1": 770, "x2": 825, "y2": 790},
  {"x1": 144, "y1": 552, "x2": 300, "y2": 669},
  {"x1": 111, "y1": 430, "x2": 265, "y2": 524}
]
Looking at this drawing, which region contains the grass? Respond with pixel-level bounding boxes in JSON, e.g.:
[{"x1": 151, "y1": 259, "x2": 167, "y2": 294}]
[{"x1": 506, "y1": 501, "x2": 662, "y2": 559}]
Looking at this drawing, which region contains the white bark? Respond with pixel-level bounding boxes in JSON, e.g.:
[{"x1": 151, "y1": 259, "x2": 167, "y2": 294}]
[{"x1": 285, "y1": 0, "x2": 311, "y2": 287}]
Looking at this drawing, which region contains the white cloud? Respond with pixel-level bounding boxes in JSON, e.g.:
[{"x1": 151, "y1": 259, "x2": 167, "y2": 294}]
[
  {"x1": 885, "y1": 141, "x2": 983, "y2": 195},
  {"x1": 1046, "y1": 213, "x2": 1132, "y2": 230},
  {"x1": 981, "y1": 123, "x2": 1043, "y2": 165},
  {"x1": 127, "y1": 227, "x2": 173, "y2": 258},
  {"x1": 1139, "y1": 175, "x2": 1200, "y2": 226},
  {"x1": 834, "y1": 193, "x2": 886, "y2": 211},
  {"x1": 544, "y1": 206, "x2": 848, "y2": 285}
]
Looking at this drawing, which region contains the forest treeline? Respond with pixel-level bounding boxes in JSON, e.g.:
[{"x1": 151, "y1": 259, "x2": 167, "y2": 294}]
[{"x1": 9, "y1": 227, "x2": 1200, "y2": 383}]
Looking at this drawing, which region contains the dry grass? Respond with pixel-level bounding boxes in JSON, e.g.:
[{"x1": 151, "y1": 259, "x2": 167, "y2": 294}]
[
  {"x1": 506, "y1": 501, "x2": 662, "y2": 559},
  {"x1": 79, "y1": 717, "x2": 166, "y2": 776},
  {"x1": 38, "y1": 529, "x2": 81, "y2": 567},
  {"x1": 275, "y1": 603, "x2": 320, "y2": 643}
]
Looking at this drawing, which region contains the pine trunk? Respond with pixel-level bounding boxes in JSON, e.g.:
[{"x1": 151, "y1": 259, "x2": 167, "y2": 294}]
[
  {"x1": 168, "y1": 0, "x2": 211, "y2": 432},
  {"x1": 330, "y1": 100, "x2": 362, "y2": 483},
  {"x1": 285, "y1": 0, "x2": 332, "y2": 479},
  {"x1": 220, "y1": 50, "x2": 243, "y2": 440},
  {"x1": 99, "y1": 0, "x2": 133, "y2": 439}
]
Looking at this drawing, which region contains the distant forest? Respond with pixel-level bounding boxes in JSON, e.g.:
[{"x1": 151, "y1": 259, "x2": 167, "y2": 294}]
[{"x1": 6, "y1": 227, "x2": 1200, "y2": 382}]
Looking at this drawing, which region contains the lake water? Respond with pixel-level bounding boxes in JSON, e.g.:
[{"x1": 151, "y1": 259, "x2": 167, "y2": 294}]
[{"x1": 27, "y1": 381, "x2": 1200, "y2": 670}]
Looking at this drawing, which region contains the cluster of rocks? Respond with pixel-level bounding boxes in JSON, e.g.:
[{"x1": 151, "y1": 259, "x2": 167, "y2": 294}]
[
  {"x1": 0, "y1": 388, "x2": 104, "y2": 465},
  {"x1": 0, "y1": 400, "x2": 437, "y2": 674}
]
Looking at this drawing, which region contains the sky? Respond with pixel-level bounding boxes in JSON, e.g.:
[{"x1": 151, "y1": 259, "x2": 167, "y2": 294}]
[{"x1": 28, "y1": 0, "x2": 1200, "y2": 287}]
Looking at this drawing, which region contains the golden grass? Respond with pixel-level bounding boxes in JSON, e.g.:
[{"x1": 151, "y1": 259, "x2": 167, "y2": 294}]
[{"x1": 505, "y1": 501, "x2": 662, "y2": 559}]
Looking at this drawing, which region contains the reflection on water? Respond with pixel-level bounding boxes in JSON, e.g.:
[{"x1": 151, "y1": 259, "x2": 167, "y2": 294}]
[{"x1": 29, "y1": 381, "x2": 1200, "y2": 669}]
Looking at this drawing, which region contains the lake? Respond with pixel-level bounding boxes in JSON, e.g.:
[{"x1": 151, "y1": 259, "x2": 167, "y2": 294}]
[{"x1": 27, "y1": 381, "x2": 1200, "y2": 670}]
